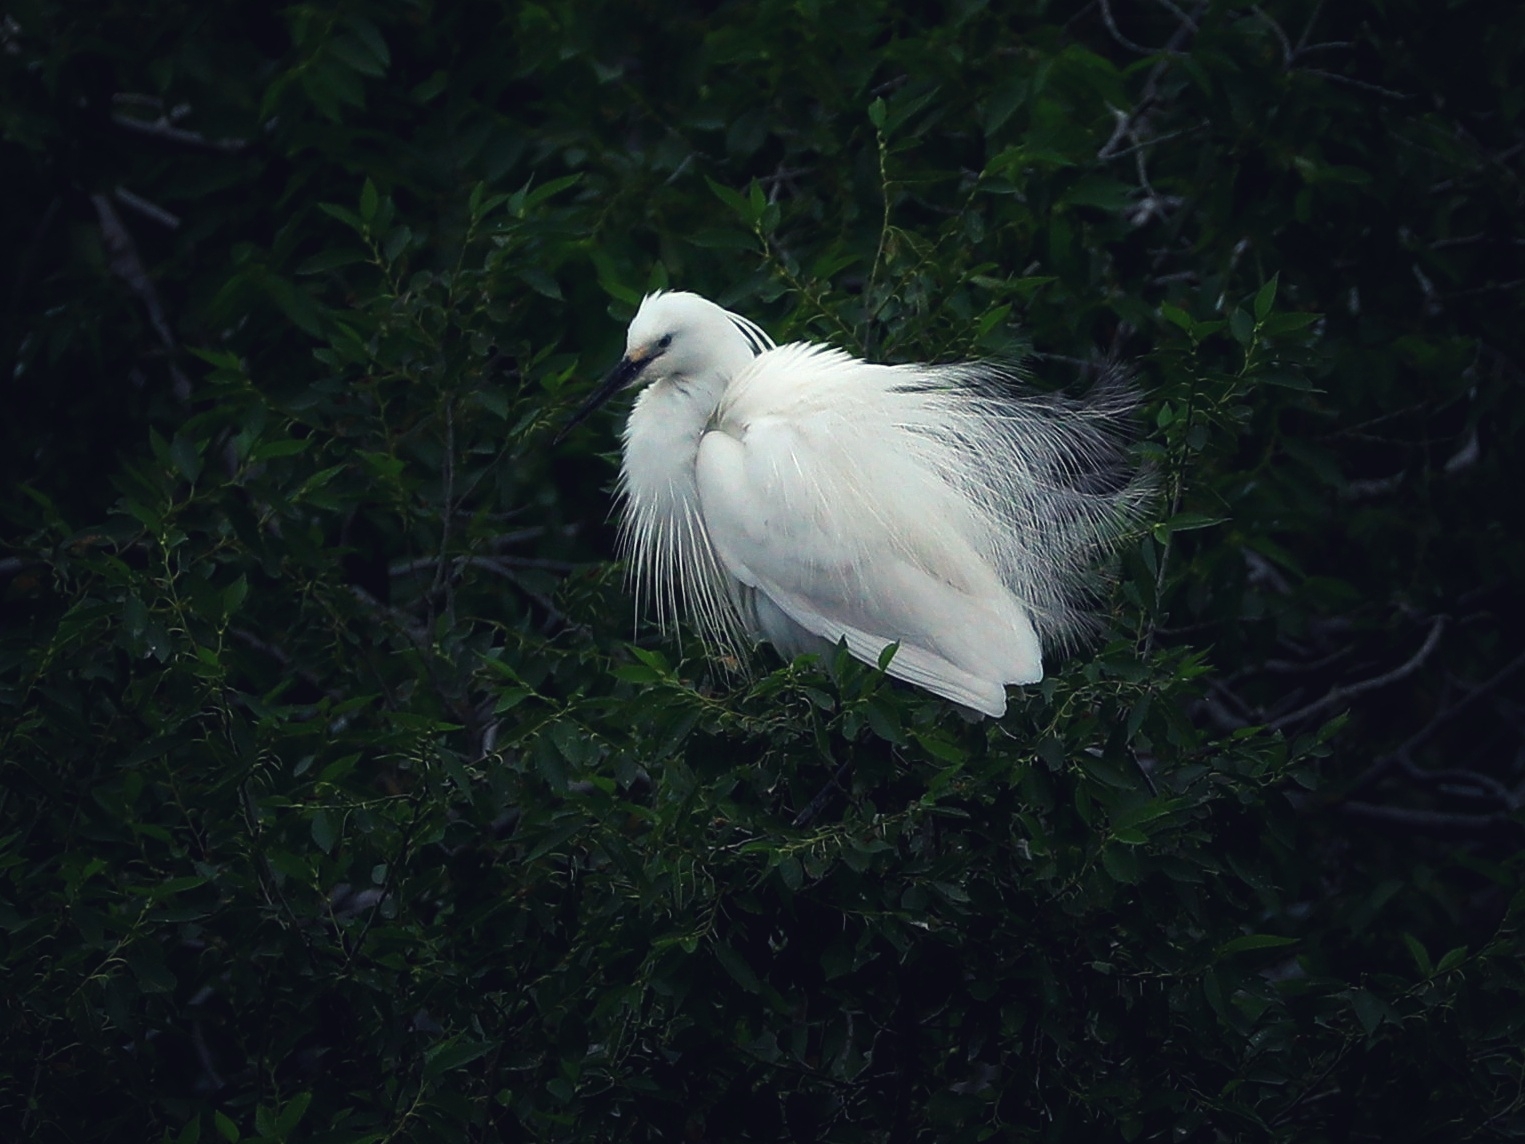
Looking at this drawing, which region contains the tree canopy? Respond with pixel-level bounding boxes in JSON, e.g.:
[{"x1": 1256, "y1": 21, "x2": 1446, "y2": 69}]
[{"x1": 2, "y1": 1, "x2": 1523, "y2": 1141}]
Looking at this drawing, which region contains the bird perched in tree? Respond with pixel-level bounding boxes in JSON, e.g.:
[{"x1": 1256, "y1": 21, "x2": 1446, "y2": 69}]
[{"x1": 562, "y1": 290, "x2": 1152, "y2": 717}]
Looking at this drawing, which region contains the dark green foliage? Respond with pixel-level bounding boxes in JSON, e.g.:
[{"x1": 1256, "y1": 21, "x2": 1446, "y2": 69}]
[{"x1": 3, "y1": 1, "x2": 1523, "y2": 1140}]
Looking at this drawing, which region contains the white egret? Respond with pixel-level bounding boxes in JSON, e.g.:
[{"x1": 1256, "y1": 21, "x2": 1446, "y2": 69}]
[{"x1": 563, "y1": 290, "x2": 1152, "y2": 717}]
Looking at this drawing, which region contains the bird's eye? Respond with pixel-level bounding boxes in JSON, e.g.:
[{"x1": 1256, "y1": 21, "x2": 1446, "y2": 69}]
[{"x1": 657, "y1": 334, "x2": 673, "y2": 350}]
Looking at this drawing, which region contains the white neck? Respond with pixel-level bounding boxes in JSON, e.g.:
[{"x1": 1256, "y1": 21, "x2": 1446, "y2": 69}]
[{"x1": 615, "y1": 310, "x2": 757, "y2": 643}]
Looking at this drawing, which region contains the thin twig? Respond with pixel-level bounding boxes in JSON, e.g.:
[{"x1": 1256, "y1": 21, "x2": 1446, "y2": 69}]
[
  {"x1": 1101, "y1": 124, "x2": 1206, "y2": 161},
  {"x1": 1252, "y1": 4, "x2": 1293, "y2": 65},
  {"x1": 864, "y1": 125, "x2": 894, "y2": 355},
  {"x1": 1340, "y1": 802, "x2": 1509, "y2": 833},
  {"x1": 1096, "y1": 2, "x2": 1203, "y2": 160},
  {"x1": 792, "y1": 759, "x2": 854, "y2": 827},
  {"x1": 389, "y1": 553, "x2": 579, "y2": 578},
  {"x1": 1430, "y1": 141, "x2": 1525, "y2": 193},
  {"x1": 1300, "y1": 68, "x2": 1410, "y2": 100},
  {"x1": 1292, "y1": 0, "x2": 1326, "y2": 56},
  {"x1": 111, "y1": 111, "x2": 247, "y2": 152},
  {"x1": 429, "y1": 401, "x2": 457, "y2": 627}
]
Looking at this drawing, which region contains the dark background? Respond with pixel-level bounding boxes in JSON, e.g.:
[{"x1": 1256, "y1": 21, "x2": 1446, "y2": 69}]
[{"x1": 2, "y1": 1, "x2": 1523, "y2": 1140}]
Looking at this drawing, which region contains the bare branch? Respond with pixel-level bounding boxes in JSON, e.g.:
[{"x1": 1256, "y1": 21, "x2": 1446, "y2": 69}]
[
  {"x1": 1444, "y1": 428, "x2": 1479, "y2": 474},
  {"x1": 1299, "y1": 68, "x2": 1411, "y2": 101},
  {"x1": 1197, "y1": 691, "x2": 1249, "y2": 734},
  {"x1": 1252, "y1": 5, "x2": 1292, "y2": 65},
  {"x1": 1292, "y1": 0, "x2": 1326, "y2": 56},
  {"x1": 792, "y1": 758, "x2": 855, "y2": 827},
  {"x1": 1444, "y1": 277, "x2": 1525, "y2": 301},
  {"x1": 1340, "y1": 801, "x2": 1510, "y2": 833},
  {"x1": 1430, "y1": 140, "x2": 1525, "y2": 193},
  {"x1": 1347, "y1": 650, "x2": 1525, "y2": 792},
  {"x1": 1095, "y1": 1, "x2": 1205, "y2": 165},
  {"x1": 111, "y1": 109, "x2": 247, "y2": 152},
  {"x1": 389, "y1": 553, "x2": 578, "y2": 578},
  {"x1": 1098, "y1": 0, "x2": 1183, "y2": 56},
  {"x1": 1422, "y1": 654, "x2": 1525, "y2": 747},
  {"x1": 1292, "y1": 41, "x2": 1353, "y2": 58},
  {"x1": 1244, "y1": 548, "x2": 1294, "y2": 595},
  {"x1": 1270, "y1": 616, "x2": 1448, "y2": 730},
  {"x1": 1340, "y1": 472, "x2": 1406, "y2": 501},
  {"x1": 113, "y1": 186, "x2": 180, "y2": 230},
  {"x1": 1149, "y1": 0, "x2": 1199, "y2": 33},
  {"x1": 1263, "y1": 644, "x2": 1356, "y2": 676},
  {"x1": 90, "y1": 193, "x2": 191, "y2": 400},
  {"x1": 1392, "y1": 755, "x2": 1519, "y2": 810},
  {"x1": 1101, "y1": 124, "x2": 1206, "y2": 161},
  {"x1": 1429, "y1": 232, "x2": 1488, "y2": 249}
]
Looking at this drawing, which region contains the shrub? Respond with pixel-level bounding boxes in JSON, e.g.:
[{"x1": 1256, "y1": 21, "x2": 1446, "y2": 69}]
[{"x1": 3, "y1": 2, "x2": 1522, "y2": 1140}]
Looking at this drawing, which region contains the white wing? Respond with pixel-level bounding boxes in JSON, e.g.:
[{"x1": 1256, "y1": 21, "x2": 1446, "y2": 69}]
[{"x1": 693, "y1": 345, "x2": 1043, "y2": 716}]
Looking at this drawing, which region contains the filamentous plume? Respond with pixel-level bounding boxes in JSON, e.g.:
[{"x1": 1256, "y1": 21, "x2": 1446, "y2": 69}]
[{"x1": 562, "y1": 290, "x2": 1153, "y2": 717}]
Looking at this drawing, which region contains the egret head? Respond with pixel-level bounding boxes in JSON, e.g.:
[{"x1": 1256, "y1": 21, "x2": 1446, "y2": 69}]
[{"x1": 558, "y1": 291, "x2": 773, "y2": 440}]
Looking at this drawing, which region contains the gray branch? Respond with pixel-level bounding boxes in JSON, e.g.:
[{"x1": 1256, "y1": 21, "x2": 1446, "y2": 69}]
[{"x1": 1270, "y1": 616, "x2": 1447, "y2": 730}]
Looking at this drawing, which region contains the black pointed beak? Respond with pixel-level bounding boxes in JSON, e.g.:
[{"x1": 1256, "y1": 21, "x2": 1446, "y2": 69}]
[{"x1": 554, "y1": 354, "x2": 651, "y2": 444}]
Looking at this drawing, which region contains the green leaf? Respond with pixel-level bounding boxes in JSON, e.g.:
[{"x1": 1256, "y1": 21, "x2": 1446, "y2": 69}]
[
  {"x1": 1254, "y1": 273, "x2": 1279, "y2": 322},
  {"x1": 296, "y1": 248, "x2": 368, "y2": 275},
  {"x1": 169, "y1": 434, "x2": 203, "y2": 483},
  {"x1": 1262, "y1": 311, "x2": 1322, "y2": 335},
  {"x1": 519, "y1": 173, "x2": 582, "y2": 211},
  {"x1": 253, "y1": 1106, "x2": 276, "y2": 1139},
  {"x1": 275, "y1": 1092, "x2": 313, "y2": 1136},
  {"x1": 1435, "y1": 945, "x2": 1468, "y2": 973},
  {"x1": 123, "y1": 595, "x2": 149, "y2": 638},
  {"x1": 318, "y1": 202, "x2": 365, "y2": 233},
  {"x1": 250, "y1": 437, "x2": 311, "y2": 461},
  {"x1": 1351, "y1": 988, "x2": 1391, "y2": 1035},
  {"x1": 1101, "y1": 845, "x2": 1139, "y2": 884},
  {"x1": 975, "y1": 303, "x2": 1012, "y2": 338},
  {"x1": 423, "y1": 1036, "x2": 496, "y2": 1084},
  {"x1": 1216, "y1": 933, "x2": 1298, "y2": 956},
  {"x1": 311, "y1": 810, "x2": 337, "y2": 853},
  {"x1": 345, "y1": 16, "x2": 391, "y2": 70},
  {"x1": 222, "y1": 576, "x2": 249, "y2": 616},
  {"x1": 331, "y1": 33, "x2": 386, "y2": 77},
  {"x1": 1403, "y1": 933, "x2": 1433, "y2": 977},
  {"x1": 706, "y1": 177, "x2": 753, "y2": 222},
  {"x1": 1160, "y1": 302, "x2": 1194, "y2": 332},
  {"x1": 714, "y1": 942, "x2": 761, "y2": 993},
  {"x1": 1163, "y1": 512, "x2": 1226, "y2": 533},
  {"x1": 359, "y1": 178, "x2": 379, "y2": 224}
]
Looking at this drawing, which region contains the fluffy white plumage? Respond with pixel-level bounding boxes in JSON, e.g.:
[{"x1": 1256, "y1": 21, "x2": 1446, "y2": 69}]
[{"x1": 565, "y1": 290, "x2": 1151, "y2": 717}]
